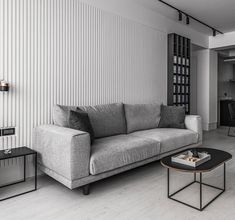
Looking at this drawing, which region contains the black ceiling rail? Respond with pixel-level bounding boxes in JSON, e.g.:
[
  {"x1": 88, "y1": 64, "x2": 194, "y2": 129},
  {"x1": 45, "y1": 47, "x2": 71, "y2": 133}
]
[{"x1": 158, "y1": 0, "x2": 223, "y2": 36}]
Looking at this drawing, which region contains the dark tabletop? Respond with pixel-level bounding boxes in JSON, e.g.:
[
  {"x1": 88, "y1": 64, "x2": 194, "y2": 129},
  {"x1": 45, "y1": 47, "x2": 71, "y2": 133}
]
[
  {"x1": 0, "y1": 147, "x2": 36, "y2": 160},
  {"x1": 161, "y1": 148, "x2": 232, "y2": 173}
]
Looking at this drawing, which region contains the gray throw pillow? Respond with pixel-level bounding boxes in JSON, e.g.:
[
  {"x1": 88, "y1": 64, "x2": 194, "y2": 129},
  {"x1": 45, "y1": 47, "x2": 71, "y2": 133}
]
[
  {"x1": 53, "y1": 105, "x2": 77, "y2": 127},
  {"x1": 68, "y1": 110, "x2": 95, "y2": 144},
  {"x1": 158, "y1": 105, "x2": 185, "y2": 129}
]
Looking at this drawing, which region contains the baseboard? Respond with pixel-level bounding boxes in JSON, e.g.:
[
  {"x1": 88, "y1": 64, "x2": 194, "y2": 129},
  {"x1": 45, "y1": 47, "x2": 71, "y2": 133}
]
[
  {"x1": 208, "y1": 122, "x2": 217, "y2": 130},
  {"x1": 203, "y1": 122, "x2": 217, "y2": 131}
]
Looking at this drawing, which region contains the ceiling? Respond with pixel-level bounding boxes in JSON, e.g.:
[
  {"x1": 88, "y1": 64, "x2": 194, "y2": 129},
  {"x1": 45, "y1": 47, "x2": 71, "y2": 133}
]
[{"x1": 136, "y1": 0, "x2": 235, "y2": 35}]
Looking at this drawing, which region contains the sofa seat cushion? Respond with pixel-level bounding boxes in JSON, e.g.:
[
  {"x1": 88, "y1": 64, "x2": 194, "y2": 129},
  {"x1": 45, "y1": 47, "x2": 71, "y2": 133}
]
[
  {"x1": 131, "y1": 128, "x2": 198, "y2": 154},
  {"x1": 90, "y1": 135, "x2": 160, "y2": 175}
]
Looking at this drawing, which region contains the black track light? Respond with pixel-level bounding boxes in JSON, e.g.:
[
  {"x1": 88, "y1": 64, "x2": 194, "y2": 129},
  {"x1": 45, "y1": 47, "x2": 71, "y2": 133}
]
[
  {"x1": 178, "y1": 11, "x2": 182, "y2": 21},
  {"x1": 158, "y1": 0, "x2": 223, "y2": 36},
  {"x1": 213, "y1": 29, "x2": 216, "y2": 36},
  {"x1": 186, "y1": 15, "x2": 190, "y2": 25}
]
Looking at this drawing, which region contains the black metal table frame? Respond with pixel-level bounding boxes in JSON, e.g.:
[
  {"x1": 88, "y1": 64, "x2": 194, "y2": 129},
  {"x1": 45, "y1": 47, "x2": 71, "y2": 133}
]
[
  {"x1": 167, "y1": 163, "x2": 226, "y2": 211},
  {"x1": 0, "y1": 152, "x2": 37, "y2": 201}
]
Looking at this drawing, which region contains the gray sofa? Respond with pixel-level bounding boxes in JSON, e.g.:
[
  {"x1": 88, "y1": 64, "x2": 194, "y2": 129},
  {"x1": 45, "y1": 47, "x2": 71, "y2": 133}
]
[{"x1": 33, "y1": 103, "x2": 202, "y2": 195}]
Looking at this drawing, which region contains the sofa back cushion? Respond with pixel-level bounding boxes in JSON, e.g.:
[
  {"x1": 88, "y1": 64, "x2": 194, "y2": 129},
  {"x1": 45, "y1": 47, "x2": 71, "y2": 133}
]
[
  {"x1": 53, "y1": 103, "x2": 126, "y2": 138},
  {"x1": 53, "y1": 105, "x2": 77, "y2": 127},
  {"x1": 124, "y1": 103, "x2": 161, "y2": 133},
  {"x1": 79, "y1": 103, "x2": 126, "y2": 138}
]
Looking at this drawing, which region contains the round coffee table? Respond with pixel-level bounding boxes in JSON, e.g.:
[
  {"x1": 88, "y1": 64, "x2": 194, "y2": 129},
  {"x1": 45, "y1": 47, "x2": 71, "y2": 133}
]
[{"x1": 161, "y1": 148, "x2": 232, "y2": 211}]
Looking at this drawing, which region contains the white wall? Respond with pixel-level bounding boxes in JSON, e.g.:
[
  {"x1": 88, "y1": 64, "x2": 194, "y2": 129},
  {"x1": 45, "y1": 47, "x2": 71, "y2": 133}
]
[
  {"x1": 191, "y1": 54, "x2": 198, "y2": 114},
  {"x1": 209, "y1": 31, "x2": 235, "y2": 49},
  {"x1": 209, "y1": 50, "x2": 218, "y2": 128},
  {"x1": 0, "y1": 0, "x2": 209, "y2": 152},
  {"x1": 196, "y1": 49, "x2": 218, "y2": 130},
  {"x1": 197, "y1": 50, "x2": 210, "y2": 130}
]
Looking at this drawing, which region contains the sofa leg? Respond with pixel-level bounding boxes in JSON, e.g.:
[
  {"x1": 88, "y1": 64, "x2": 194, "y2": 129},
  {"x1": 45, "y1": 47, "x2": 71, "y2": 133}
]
[{"x1": 82, "y1": 184, "x2": 90, "y2": 195}]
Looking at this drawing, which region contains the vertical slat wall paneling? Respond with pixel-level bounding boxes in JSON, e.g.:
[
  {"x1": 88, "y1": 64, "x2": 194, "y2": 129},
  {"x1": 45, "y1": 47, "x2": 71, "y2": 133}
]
[
  {"x1": 0, "y1": 0, "x2": 167, "y2": 156},
  {"x1": 0, "y1": 0, "x2": 3, "y2": 151}
]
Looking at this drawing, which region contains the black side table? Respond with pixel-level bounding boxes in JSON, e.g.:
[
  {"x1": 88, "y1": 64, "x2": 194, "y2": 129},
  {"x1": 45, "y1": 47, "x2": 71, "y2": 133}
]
[{"x1": 0, "y1": 147, "x2": 37, "y2": 201}]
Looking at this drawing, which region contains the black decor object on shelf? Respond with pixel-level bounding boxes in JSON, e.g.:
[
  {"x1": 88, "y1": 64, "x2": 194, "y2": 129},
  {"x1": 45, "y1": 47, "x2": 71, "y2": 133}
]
[{"x1": 168, "y1": 33, "x2": 191, "y2": 114}]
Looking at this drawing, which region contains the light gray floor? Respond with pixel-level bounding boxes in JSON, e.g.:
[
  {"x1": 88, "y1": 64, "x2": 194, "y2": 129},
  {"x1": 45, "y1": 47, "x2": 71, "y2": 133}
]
[{"x1": 1, "y1": 127, "x2": 235, "y2": 220}]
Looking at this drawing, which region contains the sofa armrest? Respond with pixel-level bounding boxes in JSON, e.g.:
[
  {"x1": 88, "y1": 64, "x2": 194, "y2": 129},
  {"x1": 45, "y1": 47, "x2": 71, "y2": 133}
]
[
  {"x1": 185, "y1": 115, "x2": 203, "y2": 142},
  {"x1": 33, "y1": 125, "x2": 91, "y2": 180}
]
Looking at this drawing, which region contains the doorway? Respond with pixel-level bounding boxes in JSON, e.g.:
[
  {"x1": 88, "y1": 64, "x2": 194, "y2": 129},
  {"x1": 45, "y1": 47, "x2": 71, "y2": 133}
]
[{"x1": 217, "y1": 48, "x2": 235, "y2": 127}]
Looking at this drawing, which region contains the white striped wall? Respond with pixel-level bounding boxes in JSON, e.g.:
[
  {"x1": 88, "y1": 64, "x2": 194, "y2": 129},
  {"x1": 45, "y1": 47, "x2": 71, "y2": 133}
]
[{"x1": 0, "y1": 0, "x2": 167, "y2": 150}]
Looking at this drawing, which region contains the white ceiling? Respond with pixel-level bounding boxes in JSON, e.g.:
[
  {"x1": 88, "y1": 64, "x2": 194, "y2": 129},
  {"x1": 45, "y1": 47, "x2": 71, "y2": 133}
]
[{"x1": 136, "y1": 0, "x2": 235, "y2": 35}]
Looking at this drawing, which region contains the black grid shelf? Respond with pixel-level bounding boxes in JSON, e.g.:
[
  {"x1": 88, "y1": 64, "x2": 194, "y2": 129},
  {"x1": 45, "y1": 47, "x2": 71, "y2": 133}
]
[{"x1": 168, "y1": 33, "x2": 191, "y2": 114}]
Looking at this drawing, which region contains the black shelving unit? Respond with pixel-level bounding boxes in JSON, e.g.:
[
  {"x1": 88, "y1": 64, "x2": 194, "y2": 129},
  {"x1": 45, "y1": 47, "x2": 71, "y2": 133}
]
[{"x1": 168, "y1": 33, "x2": 191, "y2": 114}]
